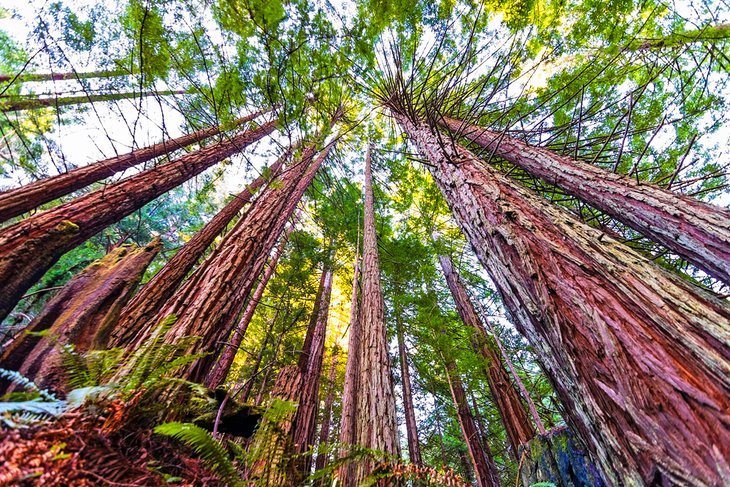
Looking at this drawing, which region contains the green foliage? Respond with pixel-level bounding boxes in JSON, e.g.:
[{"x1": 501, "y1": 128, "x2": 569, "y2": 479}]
[{"x1": 154, "y1": 421, "x2": 239, "y2": 483}]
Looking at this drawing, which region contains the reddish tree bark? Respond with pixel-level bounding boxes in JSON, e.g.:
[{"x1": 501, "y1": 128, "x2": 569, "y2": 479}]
[
  {"x1": 440, "y1": 116, "x2": 730, "y2": 284},
  {"x1": 0, "y1": 118, "x2": 277, "y2": 323},
  {"x1": 0, "y1": 89, "x2": 184, "y2": 112},
  {"x1": 291, "y1": 263, "x2": 334, "y2": 480},
  {"x1": 137, "y1": 135, "x2": 337, "y2": 384},
  {"x1": 314, "y1": 347, "x2": 340, "y2": 484},
  {"x1": 0, "y1": 108, "x2": 268, "y2": 223},
  {"x1": 203, "y1": 224, "x2": 294, "y2": 389},
  {"x1": 355, "y1": 143, "x2": 399, "y2": 482},
  {"x1": 109, "y1": 143, "x2": 289, "y2": 351},
  {"x1": 443, "y1": 356, "x2": 501, "y2": 487},
  {"x1": 337, "y1": 253, "x2": 361, "y2": 487},
  {"x1": 438, "y1": 255, "x2": 535, "y2": 456},
  {"x1": 0, "y1": 240, "x2": 160, "y2": 391},
  {"x1": 395, "y1": 302, "x2": 422, "y2": 466},
  {"x1": 397, "y1": 113, "x2": 730, "y2": 486}
]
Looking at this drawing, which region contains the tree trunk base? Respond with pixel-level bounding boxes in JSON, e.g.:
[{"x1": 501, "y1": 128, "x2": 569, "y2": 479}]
[{"x1": 518, "y1": 426, "x2": 607, "y2": 487}]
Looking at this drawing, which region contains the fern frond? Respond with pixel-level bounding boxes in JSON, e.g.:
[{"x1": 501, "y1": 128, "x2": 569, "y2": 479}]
[
  {"x1": 154, "y1": 421, "x2": 238, "y2": 483},
  {"x1": 0, "y1": 368, "x2": 58, "y2": 401}
]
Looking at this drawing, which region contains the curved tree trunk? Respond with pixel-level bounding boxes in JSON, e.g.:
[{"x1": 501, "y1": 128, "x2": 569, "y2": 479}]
[
  {"x1": 439, "y1": 116, "x2": 730, "y2": 284},
  {"x1": 355, "y1": 143, "x2": 400, "y2": 483},
  {"x1": 0, "y1": 89, "x2": 184, "y2": 112},
  {"x1": 438, "y1": 255, "x2": 535, "y2": 457},
  {"x1": 0, "y1": 239, "x2": 160, "y2": 392},
  {"x1": 337, "y1": 253, "x2": 361, "y2": 487},
  {"x1": 203, "y1": 224, "x2": 294, "y2": 389},
  {"x1": 443, "y1": 356, "x2": 501, "y2": 487},
  {"x1": 0, "y1": 118, "x2": 277, "y2": 323},
  {"x1": 398, "y1": 113, "x2": 730, "y2": 486},
  {"x1": 0, "y1": 108, "x2": 268, "y2": 223},
  {"x1": 109, "y1": 140, "x2": 288, "y2": 350}
]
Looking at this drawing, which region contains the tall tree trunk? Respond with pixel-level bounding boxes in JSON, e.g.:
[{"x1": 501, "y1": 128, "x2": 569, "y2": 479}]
[
  {"x1": 397, "y1": 113, "x2": 730, "y2": 486},
  {"x1": 290, "y1": 263, "x2": 334, "y2": 481},
  {"x1": 626, "y1": 22, "x2": 730, "y2": 51},
  {"x1": 337, "y1": 253, "x2": 361, "y2": 487},
  {"x1": 440, "y1": 116, "x2": 730, "y2": 284},
  {"x1": 141, "y1": 134, "x2": 338, "y2": 384},
  {"x1": 355, "y1": 143, "x2": 399, "y2": 482},
  {"x1": 395, "y1": 299, "x2": 422, "y2": 465},
  {"x1": 313, "y1": 347, "x2": 340, "y2": 484},
  {"x1": 0, "y1": 108, "x2": 268, "y2": 223},
  {"x1": 109, "y1": 144, "x2": 288, "y2": 351},
  {"x1": 0, "y1": 118, "x2": 277, "y2": 323},
  {"x1": 237, "y1": 308, "x2": 280, "y2": 404},
  {"x1": 204, "y1": 224, "x2": 294, "y2": 389},
  {"x1": 0, "y1": 69, "x2": 130, "y2": 84},
  {"x1": 0, "y1": 239, "x2": 160, "y2": 391},
  {"x1": 438, "y1": 255, "x2": 535, "y2": 456},
  {"x1": 443, "y1": 356, "x2": 501, "y2": 487},
  {"x1": 0, "y1": 89, "x2": 184, "y2": 112}
]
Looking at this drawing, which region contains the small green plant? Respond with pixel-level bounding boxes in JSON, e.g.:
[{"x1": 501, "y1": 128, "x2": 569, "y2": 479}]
[
  {"x1": 154, "y1": 421, "x2": 239, "y2": 484},
  {"x1": 0, "y1": 368, "x2": 66, "y2": 427}
]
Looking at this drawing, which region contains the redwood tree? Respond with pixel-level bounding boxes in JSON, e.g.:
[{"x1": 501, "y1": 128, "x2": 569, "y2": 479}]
[
  {"x1": 355, "y1": 143, "x2": 399, "y2": 482},
  {"x1": 0, "y1": 118, "x2": 277, "y2": 322},
  {"x1": 314, "y1": 346, "x2": 340, "y2": 482},
  {"x1": 438, "y1": 254, "x2": 535, "y2": 456},
  {"x1": 443, "y1": 355, "x2": 501, "y2": 487},
  {"x1": 0, "y1": 89, "x2": 184, "y2": 112},
  {"x1": 395, "y1": 112, "x2": 730, "y2": 486},
  {"x1": 109, "y1": 141, "x2": 291, "y2": 350},
  {"x1": 395, "y1": 300, "x2": 422, "y2": 466},
  {"x1": 0, "y1": 108, "x2": 268, "y2": 222},
  {"x1": 0, "y1": 239, "x2": 161, "y2": 390},
  {"x1": 135, "y1": 134, "x2": 338, "y2": 384},
  {"x1": 440, "y1": 116, "x2": 730, "y2": 284}
]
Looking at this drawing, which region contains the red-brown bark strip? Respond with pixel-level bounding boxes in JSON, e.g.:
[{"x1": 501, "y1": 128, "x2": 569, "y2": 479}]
[
  {"x1": 0, "y1": 109, "x2": 269, "y2": 223},
  {"x1": 355, "y1": 143, "x2": 399, "y2": 482},
  {"x1": 397, "y1": 113, "x2": 730, "y2": 486},
  {"x1": 0, "y1": 118, "x2": 277, "y2": 323},
  {"x1": 438, "y1": 255, "x2": 535, "y2": 456},
  {"x1": 337, "y1": 253, "x2": 361, "y2": 487},
  {"x1": 314, "y1": 346, "x2": 340, "y2": 484},
  {"x1": 443, "y1": 356, "x2": 501, "y2": 487},
  {"x1": 440, "y1": 116, "x2": 730, "y2": 284},
  {"x1": 0, "y1": 240, "x2": 160, "y2": 391},
  {"x1": 109, "y1": 142, "x2": 289, "y2": 351},
  {"x1": 203, "y1": 224, "x2": 294, "y2": 389},
  {"x1": 140, "y1": 136, "x2": 338, "y2": 384},
  {"x1": 395, "y1": 300, "x2": 422, "y2": 465}
]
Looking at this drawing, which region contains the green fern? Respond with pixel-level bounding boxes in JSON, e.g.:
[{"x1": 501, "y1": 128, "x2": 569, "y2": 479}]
[
  {"x1": 61, "y1": 345, "x2": 123, "y2": 390},
  {"x1": 0, "y1": 368, "x2": 58, "y2": 401},
  {"x1": 154, "y1": 421, "x2": 239, "y2": 483}
]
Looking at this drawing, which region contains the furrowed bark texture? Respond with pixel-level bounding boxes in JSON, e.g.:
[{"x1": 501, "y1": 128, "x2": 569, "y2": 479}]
[
  {"x1": 204, "y1": 225, "x2": 293, "y2": 389},
  {"x1": 441, "y1": 116, "x2": 730, "y2": 284},
  {"x1": 290, "y1": 265, "x2": 334, "y2": 480},
  {"x1": 109, "y1": 142, "x2": 288, "y2": 350},
  {"x1": 355, "y1": 144, "x2": 399, "y2": 482},
  {"x1": 0, "y1": 89, "x2": 184, "y2": 112},
  {"x1": 314, "y1": 347, "x2": 340, "y2": 483},
  {"x1": 395, "y1": 300, "x2": 422, "y2": 466},
  {"x1": 0, "y1": 240, "x2": 160, "y2": 391},
  {"x1": 146, "y1": 139, "x2": 336, "y2": 384},
  {"x1": 0, "y1": 109, "x2": 268, "y2": 223},
  {"x1": 398, "y1": 114, "x2": 730, "y2": 486},
  {"x1": 439, "y1": 254, "x2": 535, "y2": 456},
  {"x1": 0, "y1": 119, "x2": 277, "y2": 323},
  {"x1": 337, "y1": 256, "x2": 361, "y2": 487},
  {"x1": 444, "y1": 357, "x2": 501, "y2": 487}
]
